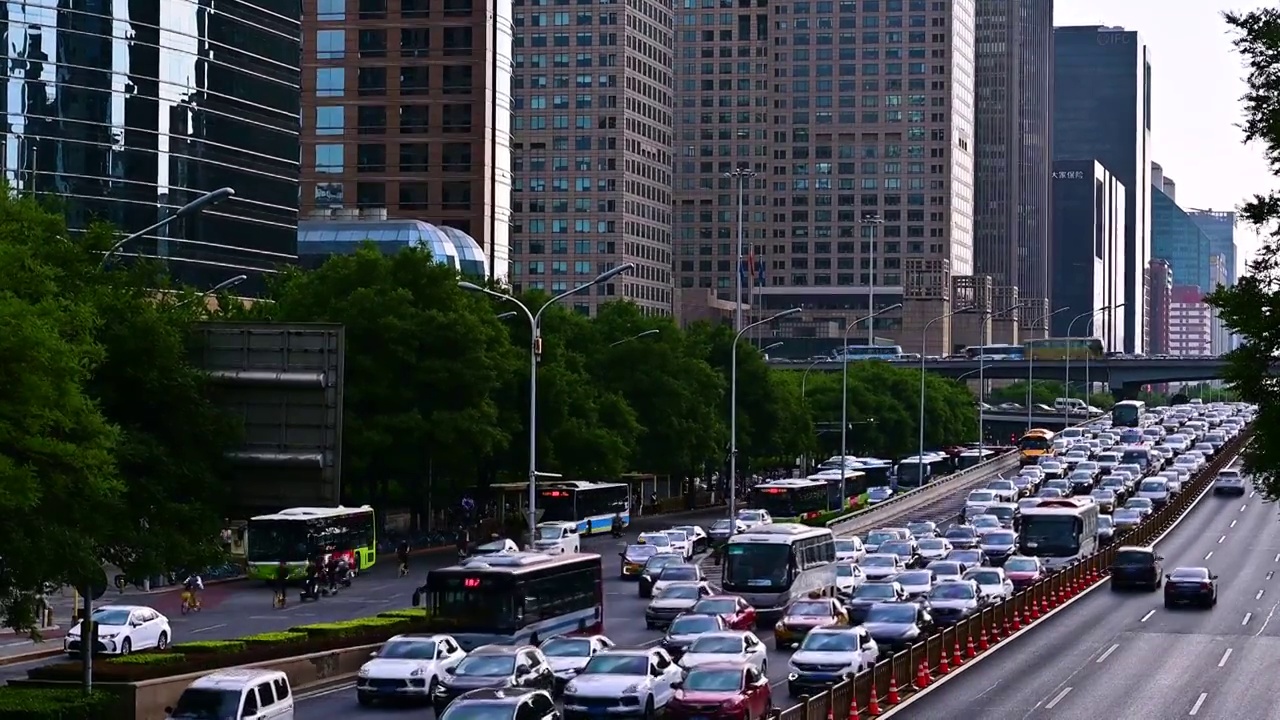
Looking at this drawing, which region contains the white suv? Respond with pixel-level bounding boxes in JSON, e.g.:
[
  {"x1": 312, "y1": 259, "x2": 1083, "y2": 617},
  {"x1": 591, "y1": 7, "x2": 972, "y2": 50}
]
[{"x1": 1213, "y1": 469, "x2": 1246, "y2": 496}]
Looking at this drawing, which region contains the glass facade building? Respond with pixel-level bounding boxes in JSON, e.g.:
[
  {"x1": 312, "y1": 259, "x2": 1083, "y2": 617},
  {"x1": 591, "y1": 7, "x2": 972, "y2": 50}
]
[
  {"x1": 1049, "y1": 159, "x2": 1125, "y2": 352},
  {"x1": 297, "y1": 218, "x2": 488, "y2": 276},
  {"x1": 1053, "y1": 26, "x2": 1152, "y2": 353},
  {"x1": 1187, "y1": 209, "x2": 1237, "y2": 286},
  {"x1": 1, "y1": 0, "x2": 302, "y2": 287},
  {"x1": 1151, "y1": 187, "x2": 1211, "y2": 291}
]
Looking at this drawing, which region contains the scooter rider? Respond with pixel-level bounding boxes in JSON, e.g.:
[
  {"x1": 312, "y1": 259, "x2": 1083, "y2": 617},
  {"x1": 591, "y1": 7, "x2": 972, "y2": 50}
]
[
  {"x1": 274, "y1": 560, "x2": 290, "y2": 605},
  {"x1": 611, "y1": 511, "x2": 623, "y2": 538},
  {"x1": 325, "y1": 554, "x2": 343, "y2": 594}
]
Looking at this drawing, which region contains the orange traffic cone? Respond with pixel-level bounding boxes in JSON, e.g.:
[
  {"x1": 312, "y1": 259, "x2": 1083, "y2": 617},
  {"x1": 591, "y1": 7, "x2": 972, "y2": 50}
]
[
  {"x1": 989, "y1": 621, "x2": 1001, "y2": 641},
  {"x1": 1011, "y1": 609, "x2": 1022, "y2": 631},
  {"x1": 868, "y1": 689, "x2": 881, "y2": 716},
  {"x1": 916, "y1": 661, "x2": 930, "y2": 688},
  {"x1": 978, "y1": 628, "x2": 989, "y2": 651},
  {"x1": 848, "y1": 696, "x2": 860, "y2": 720},
  {"x1": 952, "y1": 640, "x2": 964, "y2": 667},
  {"x1": 965, "y1": 635, "x2": 977, "y2": 658},
  {"x1": 1004, "y1": 616, "x2": 1013, "y2": 636},
  {"x1": 888, "y1": 676, "x2": 900, "y2": 705},
  {"x1": 1039, "y1": 594, "x2": 1050, "y2": 614}
]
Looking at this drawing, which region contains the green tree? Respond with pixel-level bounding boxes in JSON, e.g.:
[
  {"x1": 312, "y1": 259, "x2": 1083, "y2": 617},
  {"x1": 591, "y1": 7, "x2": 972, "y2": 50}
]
[
  {"x1": 985, "y1": 381, "x2": 1117, "y2": 410},
  {"x1": 1206, "y1": 7, "x2": 1280, "y2": 499}
]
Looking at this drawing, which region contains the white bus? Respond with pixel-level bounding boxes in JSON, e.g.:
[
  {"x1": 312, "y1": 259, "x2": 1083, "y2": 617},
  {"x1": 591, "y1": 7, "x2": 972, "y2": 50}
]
[
  {"x1": 722, "y1": 524, "x2": 837, "y2": 621},
  {"x1": 533, "y1": 481, "x2": 630, "y2": 535},
  {"x1": 1112, "y1": 400, "x2": 1148, "y2": 428},
  {"x1": 1015, "y1": 498, "x2": 1100, "y2": 572}
]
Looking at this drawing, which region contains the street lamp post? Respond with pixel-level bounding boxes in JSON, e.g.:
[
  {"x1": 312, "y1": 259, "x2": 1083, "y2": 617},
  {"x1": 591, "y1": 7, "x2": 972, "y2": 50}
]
[
  {"x1": 459, "y1": 263, "x2": 635, "y2": 541},
  {"x1": 860, "y1": 213, "x2": 884, "y2": 346},
  {"x1": 175, "y1": 274, "x2": 247, "y2": 308},
  {"x1": 730, "y1": 308, "x2": 801, "y2": 521},
  {"x1": 917, "y1": 307, "x2": 971, "y2": 486},
  {"x1": 610, "y1": 329, "x2": 660, "y2": 347},
  {"x1": 840, "y1": 303, "x2": 902, "y2": 479},
  {"x1": 1026, "y1": 307, "x2": 1071, "y2": 432},
  {"x1": 1084, "y1": 304, "x2": 1123, "y2": 409},
  {"x1": 99, "y1": 187, "x2": 235, "y2": 269},
  {"x1": 761, "y1": 341, "x2": 783, "y2": 353},
  {"x1": 725, "y1": 168, "x2": 756, "y2": 334},
  {"x1": 1064, "y1": 310, "x2": 1095, "y2": 426},
  {"x1": 977, "y1": 302, "x2": 1031, "y2": 455},
  {"x1": 799, "y1": 358, "x2": 824, "y2": 474}
]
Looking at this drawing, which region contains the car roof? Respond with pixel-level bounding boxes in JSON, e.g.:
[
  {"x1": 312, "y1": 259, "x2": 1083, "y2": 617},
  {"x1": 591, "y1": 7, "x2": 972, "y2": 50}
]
[
  {"x1": 189, "y1": 669, "x2": 287, "y2": 689},
  {"x1": 1116, "y1": 545, "x2": 1155, "y2": 553},
  {"x1": 599, "y1": 648, "x2": 656, "y2": 657},
  {"x1": 95, "y1": 605, "x2": 151, "y2": 612},
  {"x1": 471, "y1": 645, "x2": 528, "y2": 656},
  {"x1": 387, "y1": 634, "x2": 452, "y2": 643},
  {"x1": 454, "y1": 688, "x2": 550, "y2": 704}
]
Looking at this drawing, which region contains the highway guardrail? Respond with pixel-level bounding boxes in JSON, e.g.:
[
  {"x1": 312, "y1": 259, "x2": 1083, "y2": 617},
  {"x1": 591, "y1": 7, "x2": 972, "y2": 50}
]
[{"x1": 767, "y1": 423, "x2": 1252, "y2": 720}]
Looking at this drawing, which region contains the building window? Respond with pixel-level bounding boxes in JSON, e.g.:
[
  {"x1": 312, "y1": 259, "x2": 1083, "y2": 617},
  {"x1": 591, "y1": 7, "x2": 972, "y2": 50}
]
[
  {"x1": 316, "y1": 144, "x2": 345, "y2": 173},
  {"x1": 399, "y1": 182, "x2": 430, "y2": 210},
  {"x1": 402, "y1": 28, "x2": 430, "y2": 57},
  {"x1": 317, "y1": 0, "x2": 344, "y2": 20},
  {"x1": 399, "y1": 105, "x2": 430, "y2": 134},
  {"x1": 357, "y1": 144, "x2": 386, "y2": 172},
  {"x1": 358, "y1": 67, "x2": 387, "y2": 96},
  {"x1": 441, "y1": 142, "x2": 473, "y2": 172},
  {"x1": 399, "y1": 143, "x2": 430, "y2": 172},
  {"x1": 358, "y1": 0, "x2": 386, "y2": 18},
  {"x1": 442, "y1": 104, "x2": 472, "y2": 133},
  {"x1": 443, "y1": 0, "x2": 472, "y2": 16},
  {"x1": 358, "y1": 29, "x2": 387, "y2": 58},
  {"x1": 402, "y1": 0, "x2": 429, "y2": 17},
  {"x1": 443, "y1": 26, "x2": 473, "y2": 55},
  {"x1": 443, "y1": 65, "x2": 473, "y2": 94},
  {"x1": 357, "y1": 105, "x2": 387, "y2": 134},
  {"x1": 316, "y1": 106, "x2": 344, "y2": 135},
  {"x1": 356, "y1": 182, "x2": 387, "y2": 208},
  {"x1": 442, "y1": 181, "x2": 472, "y2": 209},
  {"x1": 316, "y1": 68, "x2": 345, "y2": 96},
  {"x1": 400, "y1": 66, "x2": 430, "y2": 95},
  {"x1": 316, "y1": 30, "x2": 345, "y2": 59}
]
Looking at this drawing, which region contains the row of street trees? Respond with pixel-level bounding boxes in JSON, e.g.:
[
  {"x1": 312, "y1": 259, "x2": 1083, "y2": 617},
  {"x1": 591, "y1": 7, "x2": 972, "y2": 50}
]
[{"x1": 231, "y1": 245, "x2": 980, "y2": 517}]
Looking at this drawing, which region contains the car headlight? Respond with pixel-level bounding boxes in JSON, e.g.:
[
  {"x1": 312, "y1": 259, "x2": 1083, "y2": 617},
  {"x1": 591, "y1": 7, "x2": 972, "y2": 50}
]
[
  {"x1": 775, "y1": 622, "x2": 785, "y2": 632},
  {"x1": 358, "y1": 666, "x2": 371, "y2": 678},
  {"x1": 565, "y1": 682, "x2": 578, "y2": 695},
  {"x1": 100, "y1": 633, "x2": 119, "y2": 640},
  {"x1": 622, "y1": 683, "x2": 643, "y2": 694},
  {"x1": 410, "y1": 667, "x2": 426, "y2": 677}
]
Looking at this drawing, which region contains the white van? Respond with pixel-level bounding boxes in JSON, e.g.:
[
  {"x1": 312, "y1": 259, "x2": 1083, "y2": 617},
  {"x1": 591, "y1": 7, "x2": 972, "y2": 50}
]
[
  {"x1": 1054, "y1": 397, "x2": 1089, "y2": 413},
  {"x1": 167, "y1": 669, "x2": 294, "y2": 720},
  {"x1": 532, "y1": 521, "x2": 581, "y2": 554}
]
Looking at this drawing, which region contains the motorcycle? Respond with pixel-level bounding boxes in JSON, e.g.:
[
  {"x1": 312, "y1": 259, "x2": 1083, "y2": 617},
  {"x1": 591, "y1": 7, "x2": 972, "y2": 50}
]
[{"x1": 299, "y1": 577, "x2": 322, "y2": 602}]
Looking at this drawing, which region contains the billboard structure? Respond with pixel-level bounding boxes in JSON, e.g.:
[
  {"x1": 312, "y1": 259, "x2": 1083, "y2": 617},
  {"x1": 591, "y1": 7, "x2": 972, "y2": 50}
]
[{"x1": 190, "y1": 322, "x2": 345, "y2": 514}]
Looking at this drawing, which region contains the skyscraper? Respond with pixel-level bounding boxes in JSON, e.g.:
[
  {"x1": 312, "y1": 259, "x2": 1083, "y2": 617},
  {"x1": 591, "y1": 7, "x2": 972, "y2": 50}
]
[
  {"x1": 672, "y1": 0, "x2": 978, "y2": 354},
  {"x1": 1151, "y1": 184, "x2": 1212, "y2": 290},
  {"x1": 299, "y1": 0, "x2": 514, "y2": 283},
  {"x1": 1147, "y1": 258, "x2": 1171, "y2": 355},
  {"x1": 1187, "y1": 209, "x2": 1237, "y2": 286},
  {"x1": 973, "y1": 0, "x2": 1053, "y2": 321},
  {"x1": 506, "y1": 0, "x2": 675, "y2": 314},
  {"x1": 1053, "y1": 25, "x2": 1152, "y2": 354},
  {"x1": 1048, "y1": 159, "x2": 1125, "y2": 351}
]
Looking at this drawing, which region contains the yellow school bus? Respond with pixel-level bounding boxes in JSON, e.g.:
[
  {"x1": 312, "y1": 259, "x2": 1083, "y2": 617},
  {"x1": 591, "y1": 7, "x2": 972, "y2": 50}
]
[{"x1": 1018, "y1": 429, "x2": 1056, "y2": 465}]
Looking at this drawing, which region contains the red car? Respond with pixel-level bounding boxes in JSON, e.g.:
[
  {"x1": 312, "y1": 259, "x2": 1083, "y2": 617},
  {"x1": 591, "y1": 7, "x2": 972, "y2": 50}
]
[
  {"x1": 692, "y1": 595, "x2": 758, "y2": 630},
  {"x1": 1003, "y1": 556, "x2": 1045, "y2": 590},
  {"x1": 668, "y1": 662, "x2": 773, "y2": 720}
]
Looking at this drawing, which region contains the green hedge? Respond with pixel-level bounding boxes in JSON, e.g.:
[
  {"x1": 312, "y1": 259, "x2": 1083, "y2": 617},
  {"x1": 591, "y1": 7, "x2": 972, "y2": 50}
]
[
  {"x1": 290, "y1": 617, "x2": 405, "y2": 638},
  {"x1": 0, "y1": 687, "x2": 121, "y2": 719},
  {"x1": 171, "y1": 640, "x2": 246, "y2": 654},
  {"x1": 240, "y1": 631, "x2": 308, "y2": 645},
  {"x1": 106, "y1": 653, "x2": 188, "y2": 666},
  {"x1": 378, "y1": 609, "x2": 429, "y2": 620}
]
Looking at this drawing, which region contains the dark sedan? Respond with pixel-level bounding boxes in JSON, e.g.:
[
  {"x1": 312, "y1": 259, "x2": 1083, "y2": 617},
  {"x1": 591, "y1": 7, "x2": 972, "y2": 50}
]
[
  {"x1": 1164, "y1": 567, "x2": 1218, "y2": 609},
  {"x1": 943, "y1": 526, "x2": 980, "y2": 550}
]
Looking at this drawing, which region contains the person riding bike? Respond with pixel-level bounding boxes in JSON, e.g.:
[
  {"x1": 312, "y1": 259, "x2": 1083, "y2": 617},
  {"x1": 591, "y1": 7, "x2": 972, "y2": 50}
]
[
  {"x1": 397, "y1": 540, "x2": 410, "y2": 577},
  {"x1": 182, "y1": 573, "x2": 204, "y2": 610},
  {"x1": 325, "y1": 554, "x2": 343, "y2": 593},
  {"x1": 274, "y1": 560, "x2": 290, "y2": 606},
  {"x1": 611, "y1": 511, "x2": 623, "y2": 538}
]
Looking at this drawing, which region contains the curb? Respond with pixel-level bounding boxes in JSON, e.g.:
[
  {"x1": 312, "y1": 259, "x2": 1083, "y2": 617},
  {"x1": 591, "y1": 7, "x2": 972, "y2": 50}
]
[
  {"x1": 0, "y1": 647, "x2": 64, "y2": 668},
  {"x1": 878, "y1": 445, "x2": 1230, "y2": 717}
]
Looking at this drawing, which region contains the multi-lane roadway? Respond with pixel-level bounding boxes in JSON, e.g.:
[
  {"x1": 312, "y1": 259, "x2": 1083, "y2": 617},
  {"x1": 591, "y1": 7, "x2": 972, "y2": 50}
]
[{"x1": 894, "y1": 469, "x2": 1273, "y2": 719}]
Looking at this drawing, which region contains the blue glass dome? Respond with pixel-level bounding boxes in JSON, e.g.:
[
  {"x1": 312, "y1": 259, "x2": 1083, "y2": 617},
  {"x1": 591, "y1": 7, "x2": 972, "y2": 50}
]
[{"x1": 297, "y1": 218, "x2": 488, "y2": 278}]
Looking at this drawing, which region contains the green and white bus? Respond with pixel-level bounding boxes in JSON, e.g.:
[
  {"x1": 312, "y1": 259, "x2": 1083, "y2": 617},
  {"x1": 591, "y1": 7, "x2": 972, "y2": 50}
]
[{"x1": 245, "y1": 506, "x2": 377, "y2": 581}]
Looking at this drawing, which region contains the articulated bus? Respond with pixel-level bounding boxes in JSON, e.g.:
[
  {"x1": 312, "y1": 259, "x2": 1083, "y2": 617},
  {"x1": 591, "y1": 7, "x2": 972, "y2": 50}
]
[
  {"x1": 1016, "y1": 498, "x2": 1100, "y2": 572},
  {"x1": 722, "y1": 524, "x2": 837, "y2": 619},
  {"x1": 750, "y1": 473, "x2": 866, "y2": 519},
  {"x1": 246, "y1": 506, "x2": 377, "y2": 581},
  {"x1": 1023, "y1": 337, "x2": 1104, "y2": 360},
  {"x1": 963, "y1": 344, "x2": 1024, "y2": 360},
  {"x1": 1018, "y1": 429, "x2": 1056, "y2": 465}
]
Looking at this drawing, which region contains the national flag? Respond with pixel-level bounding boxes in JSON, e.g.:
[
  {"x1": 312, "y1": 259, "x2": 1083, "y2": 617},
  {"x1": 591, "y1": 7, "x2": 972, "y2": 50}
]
[
  {"x1": 746, "y1": 245, "x2": 756, "y2": 286},
  {"x1": 755, "y1": 254, "x2": 765, "y2": 285}
]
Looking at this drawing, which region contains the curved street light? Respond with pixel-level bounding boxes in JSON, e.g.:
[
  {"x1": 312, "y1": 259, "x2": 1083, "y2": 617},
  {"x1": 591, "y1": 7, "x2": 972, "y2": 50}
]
[
  {"x1": 100, "y1": 187, "x2": 236, "y2": 269},
  {"x1": 839, "y1": 303, "x2": 903, "y2": 474},
  {"x1": 610, "y1": 329, "x2": 660, "y2": 347},
  {"x1": 1026, "y1": 307, "x2": 1072, "y2": 431}
]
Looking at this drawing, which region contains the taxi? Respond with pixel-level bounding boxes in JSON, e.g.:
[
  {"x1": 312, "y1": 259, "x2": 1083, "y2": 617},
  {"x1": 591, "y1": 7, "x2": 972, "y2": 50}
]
[
  {"x1": 773, "y1": 596, "x2": 848, "y2": 648},
  {"x1": 618, "y1": 542, "x2": 660, "y2": 579}
]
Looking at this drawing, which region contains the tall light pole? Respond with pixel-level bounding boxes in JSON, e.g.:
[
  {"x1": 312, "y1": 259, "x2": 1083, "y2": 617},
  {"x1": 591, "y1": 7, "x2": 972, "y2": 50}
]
[
  {"x1": 978, "y1": 302, "x2": 1031, "y2": 454},
  {"x1": 610, "y1": 329, "x2": 660, "y2": 347},
  {"x1": 860, "y1": 213, "x2": 884, "y2": 346},
  {"x1": 917, "y1": 307, "x2": 971, "y2": 487},
  {"x1": 840, "y1": 303, "x2": 902, "y2": 471},
  {"x1": 1064, "y1": 310, "x2": 1095, "y2": 426},
  {"x1": 761, "y1": 341, "x2": 783, "y2": 353},
  {"x1": 799, "y1": 358, "x2": 824, "y2": 474},
  {"x1": 1026, "y1": 307, "x2": 1071, "y2": 431},
  {"x1": 175, "y1": 274, "x2": 247, "y2": 308},
  {"x1": 99, "y1": 187, "x2": 235, "y2": 269},
  {"x1": 1084, "y1": 303, "x2": 1123, "y2": 411},
  {"x1": 730, "y1": 307, "x2": 800, "y2": 521},
  {"x1": 725, "y1": 168, "x2": 756, "y2": 334},
  {"x1": 460, "y1": 263, "x2": 635, "y2": 540}
]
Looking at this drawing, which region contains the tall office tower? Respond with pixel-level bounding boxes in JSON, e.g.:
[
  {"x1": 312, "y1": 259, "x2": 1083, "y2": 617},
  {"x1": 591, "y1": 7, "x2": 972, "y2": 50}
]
[
  {"x1": 1187, "y1": 209, "x2": 1237, "y2": 286},
  {"x1": 672, "y1": 0, "x2": 977, "y2": 354},
  {"x1": 1048, "y1": 159, "x2": 1125, "y2": 351},
  {"x1": 1, "y1": 0, "x2": 301, "y2": 291},
  {"x1": 504, "y1": 0, "x2": 674, "y2": 315},
  {"x1": 1147, "y1": 258, "x2": 1171, "y2": 355},
  {"x1": 1169, "y1": 285, "x2": 1211, "y2": 357},
  {"x1": 1053, "y1": 25, "x2": 1152, "y2": 354},
  {"x1": 1151, "y1": 182, "x2": 1212, "y2": 289},
  {"x1": 300, "y1": 0, "x2": 514, "y2": 283},
  {"x1": 973, "y1": 0, "x2": 1052, "y2": 324}
]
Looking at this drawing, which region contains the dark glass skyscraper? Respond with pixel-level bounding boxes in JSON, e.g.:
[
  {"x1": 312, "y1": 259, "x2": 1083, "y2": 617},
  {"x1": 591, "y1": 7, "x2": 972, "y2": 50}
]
[
  {"x1": 1049, "y1": 159, "x2": 1126, "y2": 351},
  {"x1": 1151, "y1": 187, "x2": 1212, "y2": 290},
  {"x1": 1053, "y1": 25, "x2": 1152, "y2": 353},
  {"x1": 974, "y1": 0, "x2": 1053, "y2": 320},
  {"x1": 0, "y1": 0, "x2": 301, "y2": 288}
]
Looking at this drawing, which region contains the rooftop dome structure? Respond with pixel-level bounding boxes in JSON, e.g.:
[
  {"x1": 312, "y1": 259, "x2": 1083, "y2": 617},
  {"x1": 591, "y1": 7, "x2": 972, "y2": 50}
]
[{"x1": 297, "y1": 217, "x2": 488, "y2": 278}]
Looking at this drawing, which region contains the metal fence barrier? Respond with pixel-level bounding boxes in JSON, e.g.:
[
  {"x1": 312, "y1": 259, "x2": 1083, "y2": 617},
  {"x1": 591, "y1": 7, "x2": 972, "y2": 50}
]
[{"x1": 770, "y1": 425, "x2": 1253, "y2": 719}]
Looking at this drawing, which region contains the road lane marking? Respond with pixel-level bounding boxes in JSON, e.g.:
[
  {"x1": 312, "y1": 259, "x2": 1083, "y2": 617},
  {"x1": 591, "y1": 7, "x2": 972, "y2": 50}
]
[
  {"x1": 1218, "y1": 535, "x2": 1227, "y2": 544},
  {"x1": 1242, "y1": 612, "x2": 1253, "y2": 625},
  {"x1": 1230, "y1": 520, "x2": 1238, "y2": 528},
  {"x1": 1217, "y1": 648, "x2": 1232, "y2": 667},
  {"x1": 1096, "y1": 644, "x2": 1119, "y2": 663},
  {"x1": 1254, "y1": 601, "x2": 1279, "y2": 636},
  {"x1": 1241, "y1": 504, "x2": 1248, "y2": 512},
  {"x1": 1045, "y1": 687, "x2": 1072, "y2": 710},
  {"x1": 190, "y1": 624, "x2": 226, "y2": 634},
  {"x1": 1190, "y1": 692, "x2": 1207, "y2": 715},
  {"x1": 1251, "y1": 491, "x2": 1257, "y2": 498},
  {"x1": 1267, "y1": 571, "x2": 1275, "y2": 580},
  {"x1": 296, "y1": 682, "x2": 355, "y2": 701},
  {"x1": 1257, "y1": 590, "x2": 1265, "y2": 600},
  {"x1": 1205, "y1": 552, "x2": 1214, "y2": 560},
  {"x1": 1141, "y1": 609, "x2": 1156, "y2": 622}
]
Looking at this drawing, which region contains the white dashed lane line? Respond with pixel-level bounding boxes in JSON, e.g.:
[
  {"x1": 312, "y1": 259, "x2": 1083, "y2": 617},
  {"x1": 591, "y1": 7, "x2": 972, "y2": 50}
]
[{"x1": 1217, "y1": 648, "x2": 1232, "y2": 667}]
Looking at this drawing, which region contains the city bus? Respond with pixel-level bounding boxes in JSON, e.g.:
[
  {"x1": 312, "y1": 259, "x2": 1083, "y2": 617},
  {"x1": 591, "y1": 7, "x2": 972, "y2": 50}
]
[
  {"x1": 894, "y1": 452, "x2": 953, "y2": 488},
  {"x1": 245, "y1": 506, "x2": 377, "y2": 581},
  {"x1": 1023, "y1": 337, "x2": 1104, "y2": 360},
  {"x1": 532, "y1": 481, "x2": 631, "y2": 535},
  {"x1": 749, "y1": 474, "x2": 866, "y2": 519},
  {"x1": 1112, "y1": 400, "x2": 1148, "y2": 428},
  {"x1": 963, "y1": 344, "x2": 1024, "y2": 360},
  {"x1": 1015, "y1": 498, "x2": 1100, "y2": 572},
  {"x1": 833, "y1": 345, "x2": 904, "y2": 361},
  {"x1": 1017, "y1": 429, "x2": 1056, "y2": 465},
  {"x1": 423, "y1": 552, "x2": 603, "y2": 649},
  {"x1": 722, "y1": 524, "x2": 837, "y2": 620}
]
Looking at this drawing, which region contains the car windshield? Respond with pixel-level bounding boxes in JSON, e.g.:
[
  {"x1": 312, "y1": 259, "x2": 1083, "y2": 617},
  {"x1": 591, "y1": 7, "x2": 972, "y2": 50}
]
[
  {"x1": 660, "y1": 568, "x2": 698, "y2": 582},
  {"x1": 879, "y1": 541, "x2": 911, "y2": 555},
  {"x1": 670, "y1": 616, "x2": 720, "y2": 635},
  {"x1": 929, "y1": 584, "x2": 975, "y2": 600},
  {"x1": 641, "y1": 535, "x2": 671, "y2": 547},
  {"x1": 536, "y1": 526, "x2": 566, "y2": 541},
  {"x1": 625, "y1": 546, "x2": 658, "y2": 560},
  {"x1": 966, "y1": 571, "x2": 1001, "y2": 585},
  {"x1": 927, "y1": 562, "x2": 962, "y2": 575},
  {"x1": 867, "y1": 531, "x2": 896, "y2": 545},
  {"x1": 863, "y1": 556, "x2": 896, "y2": 567},
  {"x1": 455, "y1": 655, "x2": 516, "y2": 676},
  {"x1": 948, "y1": 551, "x2": 981, "y2": 562},
  {"x1": 855, "y1": 584, "x2": 896, "y2": 599},
  {"x1": 836, "y1": 564, "x2": 856, "y2": 577},
  {"x1": 1092, "y1": 490, "x2": 1114, "y2": 499},
  {"x1": 973, "y1": 517, "x2": 999, "y2": 527},
  {"x1": 541, "y1": 638, "x2": 593, "y2": 657},
  {"x1": 835, "y1": 540, "x2": 857, "y2": 552},
  {"x1": 919, "y1": 539, "x2": 947, "y2": 550},
  {"x1": 1127, "y1": 498, "x2": 1152, "y2": 508},
  {"x1": 788, "y1": 601, "x2": 832, "y2": 616},
  {"x1": 865, "y1": 605, "x2": 916, "y2": 623},
  {"x1": 688, "y1": 636, "x2": 745, "y2": 654},
  {"x1": 1171, "y1": 568, "x2": 1209, "y2": 581},
  {"x1": 1114, "y1": 509, "x2": 1140, "y2": 520},
  {"x1": 684, "y1": 668, "x2": 744, "y2": 692},
  {"x1": 968, "y1": 492, "x2": 995, "y2": 502},
  {"x1": 582, "y1": 655, "x2": 650, "y2": 675},
  {"x1": 666, "y1": 532, "x2": 688, "y2": 543},
  {"x1": 712, "y1": 520, "x2": 733, "y2": 530},
  {"x1": 1098, "y1": 517, "x2": 1113, "y2": 529},
  {"x1": 945, "y1": 527, "x2": 976, "y2": 540},
  {"x1": 645, "y1": 556, "x2": 681, "y2": 571},
  {"x1": 658, "y1": 585, "x2": 701, "y2": 600},
  {"x1": 168, "y1": 688, "x2": 241, "y2": 719},
  {"x1": 983, "y1": 532, "x2": 1015, "y2": 545},
  {"x1": 377, "y1": 640, "x2": 436, "y2": 659},
  {"x1": 440, "y1": 703, "x2": 518, "y2": 720},
  {"x1": 738, "y1": 511, "x2": 764, "y2": 522},
  {"x1": 90, "y1": 609, "x2": 132, "y2": 626},
  {"x1": 1003, "y1": 558, "x2": 1037, "y2": 573},
  {"x1": 693, "y1": 599, "x2": 736, "y2": 615},
  {"x1": 800, "y1": 631, "x2": 859, "y2": 652},
  {"x1": 1038, "y1": 489, "x2": 1064, "y2": 498},
  {"x1": 1139, "y1": 481, "x2": 1165, "y2": 492},
  {"x1": 896, "y1": 571, "x2": 931, "y2": 585}
]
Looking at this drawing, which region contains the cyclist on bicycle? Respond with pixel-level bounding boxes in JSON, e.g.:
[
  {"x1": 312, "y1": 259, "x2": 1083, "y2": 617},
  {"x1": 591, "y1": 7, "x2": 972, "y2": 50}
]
[
  {"x1": 397, "y1": 540, "x2": 410, "y2": 577},
  {"x1": 274, "y1": 560, "x2": 290, "y2": 604},
  {"x1": 182, "y1": 573, "x2": 204, "y2": 608}
]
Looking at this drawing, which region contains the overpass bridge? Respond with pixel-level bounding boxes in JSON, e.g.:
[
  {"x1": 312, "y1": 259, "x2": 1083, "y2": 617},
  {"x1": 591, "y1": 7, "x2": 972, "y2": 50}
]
[{"x1": 771, "y1": 357, "x2": 1230, "y2": 398}]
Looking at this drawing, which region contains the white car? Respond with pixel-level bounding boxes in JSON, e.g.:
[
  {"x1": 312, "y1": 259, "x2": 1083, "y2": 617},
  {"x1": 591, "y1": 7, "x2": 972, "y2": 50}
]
[
  {"x1": 835, "y1": 537, "x2": 866, "y2": 563},
  {"x1": 473, "y1": 538, "x2": 521, "y2": 555},
  {"x1": 1213, "y1": 468, "x2": 1247, "y2": 496},
  {"x1": 650, "y1": 565, "x2": 705, "y2": 597},
  {"x1": 970, "y1": 515, "x2": 1004, "y2": 536},
  {"x1": 963, "y1": 568, "x2": 1014, "y2": 602},
  {"x1": 64, "y1": 605, "x2": 170, "y2": 656},
  {"x1": 984, "y1": 480, "x2": 1019, "y2": 503},
  {"x1": 917, "y1": 537, "x2": 953, "y2": 562},
  {"x1": 787, "y1": 627, "x2": 879, "y2": 690},
  {"x1": 638, "y1": 532, "x2": 676, "y2": 554},
  {"x1": 356, "y1": 634, "x2": 465, "y2": 703},
  {"x1": 677, "y1": 631, "x2": 768, "y2": 672},
  {"x1": 672, "y1": 525, "x2": 710, "y2": 554},
  {"x1": 533, "y1": 522, "x2": 581, "y2": 554},
  {"x1": 563, "y1": 649, "x2": 683, "y2": 716},
  {"x1": 835, "y1": 561, "x2": 867, "y2": 595},
  {"x1": 1173, "y1": 453, "x2": 1204, "y2": 474},
  {"x1": 736, "y1": 509, "x2": 772, "y2": 530},
  {"x1": 540, "y1": 634, "x2": 614, "y2": 685},
  {"x1": 663, "y1": 530, "x2": 694, "y2": 560},
  {"x1": 860, "y1": 553, "x2": 906, "y2": 581},
  {"x1": 925, "y1": 560, "x2": 965, "y2": 584}
]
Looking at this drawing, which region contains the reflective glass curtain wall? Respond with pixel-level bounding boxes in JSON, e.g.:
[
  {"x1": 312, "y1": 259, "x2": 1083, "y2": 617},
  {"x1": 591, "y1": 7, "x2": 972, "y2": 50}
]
[{"x1": 1, "y1": 0, "x2": 301, "y2": 289}]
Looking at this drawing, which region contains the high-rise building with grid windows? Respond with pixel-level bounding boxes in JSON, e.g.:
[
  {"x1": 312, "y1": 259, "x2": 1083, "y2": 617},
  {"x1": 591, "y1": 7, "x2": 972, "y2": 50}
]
[
  {"x1": 671, "y1": 0, "x2": 977, "y2": 354},
  {"x1": 504, "y1": 0, "x2": 676, "y2": 315}
]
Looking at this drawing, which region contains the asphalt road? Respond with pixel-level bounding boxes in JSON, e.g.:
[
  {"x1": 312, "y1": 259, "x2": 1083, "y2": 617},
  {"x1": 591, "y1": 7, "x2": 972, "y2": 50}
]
[
  {"x1": 897, "y1": 467, "x2": 1274, "y2": 720},
  {"x1": 295, "y1": 467, "x2": 1013, "y2": 718}
]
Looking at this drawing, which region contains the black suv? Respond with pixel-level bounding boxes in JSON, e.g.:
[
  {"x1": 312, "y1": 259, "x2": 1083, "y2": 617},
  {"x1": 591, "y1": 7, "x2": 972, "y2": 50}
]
[
  {"x1": 1109, "y1": 545, "x2": 1164, "y2": 591},
  {"x1": 441, "y1": 689, "x2": 560, "y2": 720},
  {"x1": 433, "y1": 646, "x2": 556, "y2": 713}
]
